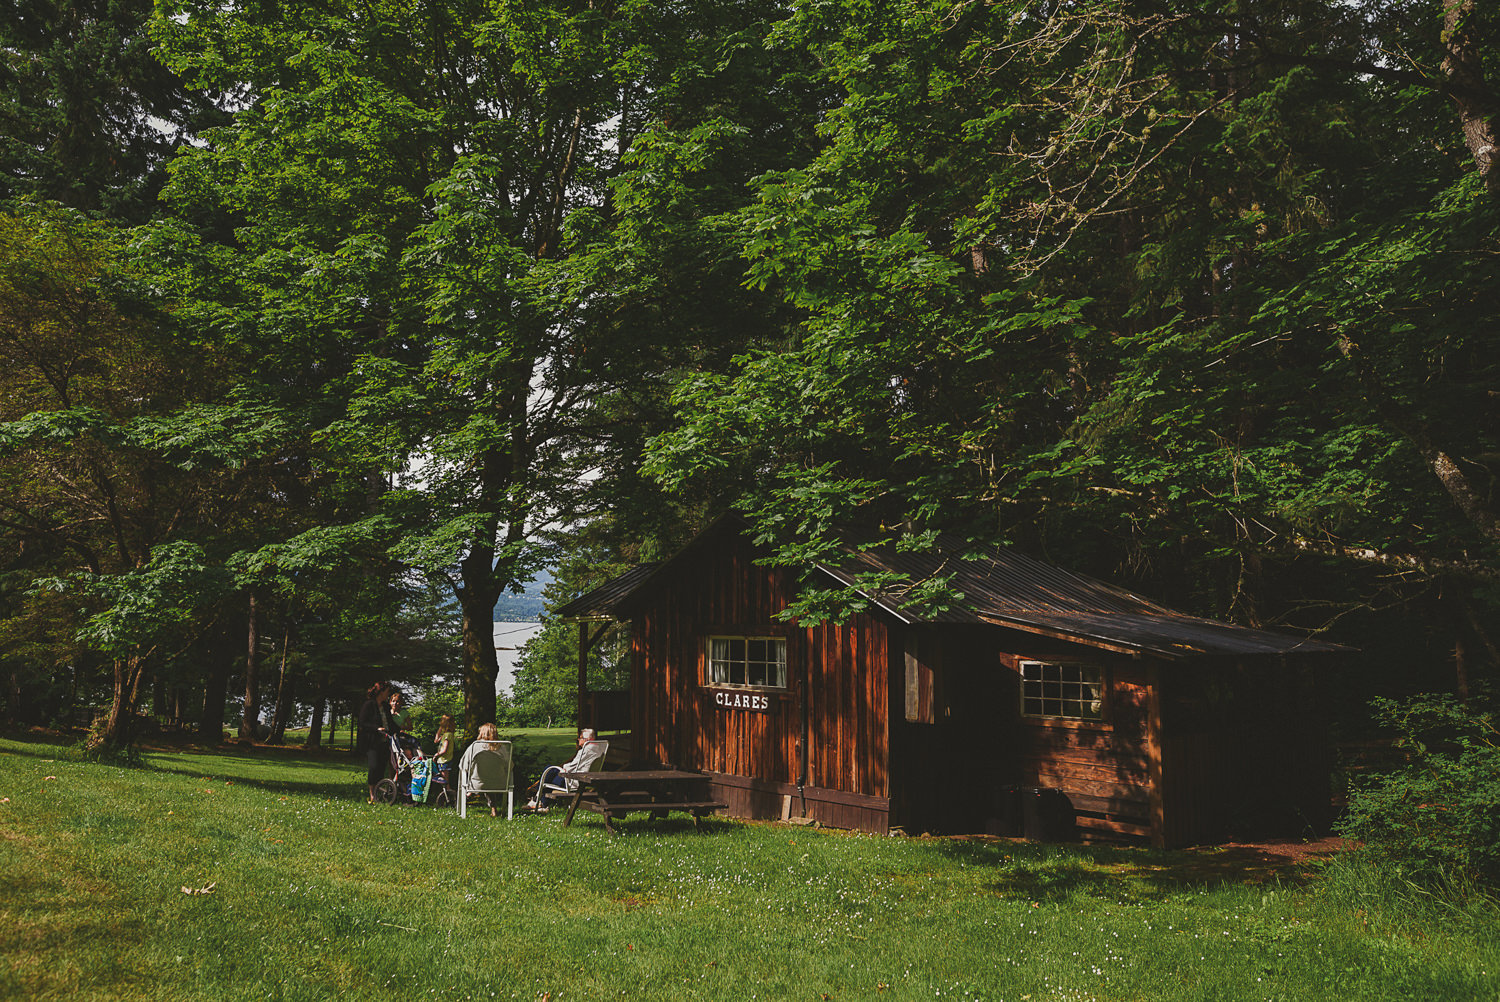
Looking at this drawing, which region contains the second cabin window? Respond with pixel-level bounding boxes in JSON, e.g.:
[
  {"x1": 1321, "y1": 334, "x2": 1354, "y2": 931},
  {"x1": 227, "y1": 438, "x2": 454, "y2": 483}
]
[
  {"x1": 708, "y1": 636, "x2": 787, "y2": 689},
  {"x1": 1020, "y1": 661, "x2": 1104, "y2": 721}
]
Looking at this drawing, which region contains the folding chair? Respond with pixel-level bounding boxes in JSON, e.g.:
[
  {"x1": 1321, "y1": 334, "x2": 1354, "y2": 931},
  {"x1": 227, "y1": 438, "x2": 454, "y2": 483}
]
[
  {"x1": 536, "y1": 740, "x2": 608, "y2": 807},
  {"x1": 457, "y1": 740, "x2": 514, "y2": 819}
]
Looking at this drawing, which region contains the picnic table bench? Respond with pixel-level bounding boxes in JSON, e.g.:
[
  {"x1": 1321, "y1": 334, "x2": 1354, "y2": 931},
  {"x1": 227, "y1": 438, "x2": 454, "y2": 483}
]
[{"x1": 560, "y1": 768, "x2": 726, "y2": 834}]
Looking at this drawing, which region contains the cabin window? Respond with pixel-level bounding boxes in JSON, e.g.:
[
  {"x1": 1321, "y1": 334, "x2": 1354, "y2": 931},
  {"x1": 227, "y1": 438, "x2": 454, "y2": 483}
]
[
  {"x1": 1020, "y1": 661, "x2": 1104, "y2": 721},
  {"x1": 708, "y1": 636, "x2": 788, "y2": 689}
]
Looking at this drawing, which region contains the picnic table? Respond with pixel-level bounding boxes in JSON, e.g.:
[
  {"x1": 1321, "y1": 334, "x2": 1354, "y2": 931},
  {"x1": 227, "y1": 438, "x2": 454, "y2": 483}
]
[{"x1": 560, "y1": 768, "x2": 726, "y2": 834}]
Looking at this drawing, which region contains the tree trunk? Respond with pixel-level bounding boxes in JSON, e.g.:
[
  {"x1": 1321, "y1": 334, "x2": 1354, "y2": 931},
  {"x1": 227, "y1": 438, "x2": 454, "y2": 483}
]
[
  {"x1": 1441, "y1": 0, "x2": 1500, "y2": 196},
  {"x1": 5, "y1": 669, "x2": 20, "y2": 724},
  {"x1": 267, "y1": 620, "x2": 297, "y2": 745},
  {"x1": 97, "y1": 654, "x2": 148, "y2": 750},
  {"x1": 305, "y1": 692, "x2": 325, "y2": 750},
  {"x1": 460, "y1": 597, "x2": 500, "y2": 737},
  {"x1": 198, "y1": 625, "x2": 231, "y2": 743},
  {"x1": 239, "y1": 592, "x2": 261, "y2": 743}
]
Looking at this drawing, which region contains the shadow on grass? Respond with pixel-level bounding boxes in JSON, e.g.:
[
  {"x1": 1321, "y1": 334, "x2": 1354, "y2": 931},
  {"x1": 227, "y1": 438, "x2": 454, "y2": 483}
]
[
  {"x1": 915, "y1": 834, "x2": 1343, "y2": 902},
  {"x1": 536, "y1": 809, "x2": 749, "y2": 839},
  {"x1": 141, "y1": 749, "x2": 364, "y2": 801}
]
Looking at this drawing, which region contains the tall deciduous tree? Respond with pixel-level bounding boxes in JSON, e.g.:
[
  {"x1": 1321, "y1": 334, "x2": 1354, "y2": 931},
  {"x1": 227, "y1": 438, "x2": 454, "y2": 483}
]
[
  {"x1": 155, "y1": 0, "x2": 824, "y2": 735},
  {"x1": 0, "y1": 206, "x2": 289, "y2": 748},
  {"x1": 643, "y1": 0, "x2": 1500, "y2": 690}
]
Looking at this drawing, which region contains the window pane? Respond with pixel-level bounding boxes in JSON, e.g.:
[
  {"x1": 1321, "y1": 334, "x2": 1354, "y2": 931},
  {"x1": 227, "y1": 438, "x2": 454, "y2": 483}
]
[
  {"x1": 707, "y1": 636, "x2": 787, "y2": 689},
  {"x1": 1021, "y1": 661, "x2": 1104, "y2": 721}
]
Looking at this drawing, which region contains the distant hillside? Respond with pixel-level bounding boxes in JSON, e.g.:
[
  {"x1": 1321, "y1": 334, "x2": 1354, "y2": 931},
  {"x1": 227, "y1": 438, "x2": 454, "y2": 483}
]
[{"x1": 491, "y1": 567, "x2": 553, "y2": 622}]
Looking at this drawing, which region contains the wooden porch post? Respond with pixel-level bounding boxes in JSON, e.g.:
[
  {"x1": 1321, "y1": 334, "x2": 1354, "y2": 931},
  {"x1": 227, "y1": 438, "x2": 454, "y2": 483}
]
[{"x1": 577, "y1": 620, "x2": 588, "y2": 730}]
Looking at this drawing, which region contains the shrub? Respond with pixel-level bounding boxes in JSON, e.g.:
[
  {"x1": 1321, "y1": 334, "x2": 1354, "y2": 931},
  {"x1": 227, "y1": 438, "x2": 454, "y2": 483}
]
[
  {"x1": 1338, "y1": 693, "x2": 1500, "y2": 889},
  {"x1": 403, "y1": 684, "x2": 464, "y2": 746}
]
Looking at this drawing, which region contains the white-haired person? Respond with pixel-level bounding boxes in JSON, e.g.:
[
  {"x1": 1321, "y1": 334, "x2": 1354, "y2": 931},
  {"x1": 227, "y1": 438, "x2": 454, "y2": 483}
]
[{"x1": 527, "y1": 728, "x2": 606, "y2": 811}]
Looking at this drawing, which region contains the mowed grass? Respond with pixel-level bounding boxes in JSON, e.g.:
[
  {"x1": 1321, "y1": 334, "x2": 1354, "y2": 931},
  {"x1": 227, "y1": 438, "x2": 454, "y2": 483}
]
[{"x1": 0, "y1": 734, "x2": 1496, "y2": 1002}]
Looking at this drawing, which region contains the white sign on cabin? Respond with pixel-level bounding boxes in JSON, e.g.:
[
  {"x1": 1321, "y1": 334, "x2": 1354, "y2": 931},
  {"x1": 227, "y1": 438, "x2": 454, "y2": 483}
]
[{"x1": 708, "y1": 688, "x2": 773, "y2": 712}]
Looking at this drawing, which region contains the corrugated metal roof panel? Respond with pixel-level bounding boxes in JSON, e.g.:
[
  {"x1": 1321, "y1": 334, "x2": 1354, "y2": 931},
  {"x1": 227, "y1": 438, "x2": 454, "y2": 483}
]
[
  {"x1": 554, "y1": 524, "x2": 1350, "y2": 659},
  {"x1": 553, "y1": 563, "x2": 660, "y2": 620},
  {"x1": 816, "y1": 535, "x2": 1349, "y2": 658}
]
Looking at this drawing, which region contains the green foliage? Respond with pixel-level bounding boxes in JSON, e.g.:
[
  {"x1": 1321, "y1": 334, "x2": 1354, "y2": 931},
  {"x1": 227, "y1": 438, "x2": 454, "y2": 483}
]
[
  {"x1": 0, "y1": 0, "x2": 222, "y2": 220},
  {"x1": 1339, "y1": 694, "x2": 1500, "y2": 889},
  {"x1": 35, "y1": 542, "x2": 231, "y2": 658},
  {"x1": 402, "y1": 682, "x2": 463, "y2": 747}
]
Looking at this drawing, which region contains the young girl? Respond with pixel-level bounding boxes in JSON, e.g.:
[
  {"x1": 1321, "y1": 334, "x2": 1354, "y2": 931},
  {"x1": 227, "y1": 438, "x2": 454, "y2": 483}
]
[{"x1": 432, "y1": 714, "x2": 456, "y2": 790}]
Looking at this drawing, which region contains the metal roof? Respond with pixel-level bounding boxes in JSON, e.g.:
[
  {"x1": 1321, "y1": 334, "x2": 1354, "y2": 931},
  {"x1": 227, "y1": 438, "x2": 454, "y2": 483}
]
[
  {"x1": 815, "y1": 535, "x2": 1349, "y2": 658},
  {"x1": 553, "y1": 563, "x2": 660, "y2": 620},
  {"x1": 553, "y1": 523, "x2": 1350, "y2": 660}
]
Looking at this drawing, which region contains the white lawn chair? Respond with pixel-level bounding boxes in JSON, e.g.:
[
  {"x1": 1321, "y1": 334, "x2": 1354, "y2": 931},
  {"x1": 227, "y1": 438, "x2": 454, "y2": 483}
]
[
  {"x1": 457, "y1": 739, "x2": 513, "y2": 819},
  {"x1": 537, "y1": 740, "x2": 609, "y2": 806}
]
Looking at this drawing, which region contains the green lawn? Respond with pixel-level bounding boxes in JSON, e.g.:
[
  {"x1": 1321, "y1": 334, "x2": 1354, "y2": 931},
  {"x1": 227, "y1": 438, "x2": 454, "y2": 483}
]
[{"x1": 0, "y1": 733, "x2": 1495, "y2": 1002}]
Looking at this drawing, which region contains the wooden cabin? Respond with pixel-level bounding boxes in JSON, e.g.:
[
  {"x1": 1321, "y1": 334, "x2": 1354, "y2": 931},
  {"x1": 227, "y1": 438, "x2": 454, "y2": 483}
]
[{"x1": 558, "y1": 518, "x2": 1348, "y2": 847}]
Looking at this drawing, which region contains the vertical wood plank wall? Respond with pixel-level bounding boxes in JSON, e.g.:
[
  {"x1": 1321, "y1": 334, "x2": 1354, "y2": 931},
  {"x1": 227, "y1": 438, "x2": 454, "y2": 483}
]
[
  {"x1": 1155, "y1": 657, "x2": 1332, "y2": 847},
  {"x1": 628, "y1": 528, "x2": 892, "y2": 829}
]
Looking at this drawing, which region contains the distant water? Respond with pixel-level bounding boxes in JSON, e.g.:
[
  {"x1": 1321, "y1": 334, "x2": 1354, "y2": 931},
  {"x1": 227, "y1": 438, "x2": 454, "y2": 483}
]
[{"x1": 493, "y1": 621, "x2": 544, "y2": 694}]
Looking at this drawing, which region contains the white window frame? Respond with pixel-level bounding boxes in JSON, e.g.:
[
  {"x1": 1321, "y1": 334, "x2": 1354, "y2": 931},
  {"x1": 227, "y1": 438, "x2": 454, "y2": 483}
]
[
  {"x1": 706, "y1": 635, "x2": 788, "y2": 690},
  {"x1": 1020, "y1": 660, "x2": 1105, "y2": 722}
]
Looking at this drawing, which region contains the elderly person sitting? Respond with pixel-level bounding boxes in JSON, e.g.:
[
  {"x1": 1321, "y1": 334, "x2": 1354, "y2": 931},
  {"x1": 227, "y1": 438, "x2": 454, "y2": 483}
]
[{"x1": 527, "y1": 728, "x2": 607, "y2": 811}]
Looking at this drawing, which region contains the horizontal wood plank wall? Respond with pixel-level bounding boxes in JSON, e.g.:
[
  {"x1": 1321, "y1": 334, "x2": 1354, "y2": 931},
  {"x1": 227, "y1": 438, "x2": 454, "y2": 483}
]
[
  {"x1": 709, "y1": 772, "x2": 891, "y2": 833},
  {"x1": 628, "y1": 526, "x2": 893, "y2": 824},
  {"x1": 1006, "y1": 652, "x2": 1154, "y2": 839}
]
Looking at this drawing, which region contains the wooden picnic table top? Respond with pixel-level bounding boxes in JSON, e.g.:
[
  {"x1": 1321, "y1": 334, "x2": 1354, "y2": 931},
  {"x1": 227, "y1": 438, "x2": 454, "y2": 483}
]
[{"x1": 558, "y1": 768, "x2": 724, "y2": 833}]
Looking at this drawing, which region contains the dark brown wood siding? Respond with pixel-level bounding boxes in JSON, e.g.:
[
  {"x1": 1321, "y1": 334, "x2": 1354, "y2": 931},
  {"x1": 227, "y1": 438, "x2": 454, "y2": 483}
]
[
  {"x1": 622, "y1": 525, "x2": 1330, "y2": 845},
  {"x1": 1155, "y1": 657, "x2": 1331, "y2": 847},
  {"x1": 628, "y1": 528, "x2": 891, "y2": 828}
]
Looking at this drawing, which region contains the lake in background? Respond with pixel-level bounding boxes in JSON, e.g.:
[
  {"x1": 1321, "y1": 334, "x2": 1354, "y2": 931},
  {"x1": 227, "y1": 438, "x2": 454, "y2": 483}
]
[{"x1": 493, "y1": 621, "x2": 544, "y2": 695}]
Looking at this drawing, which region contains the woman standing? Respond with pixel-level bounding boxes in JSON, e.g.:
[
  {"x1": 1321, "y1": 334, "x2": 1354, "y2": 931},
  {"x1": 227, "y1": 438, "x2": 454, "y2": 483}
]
[{"x1": 358, "y1": 681, "x2": 392, "y2": 803}]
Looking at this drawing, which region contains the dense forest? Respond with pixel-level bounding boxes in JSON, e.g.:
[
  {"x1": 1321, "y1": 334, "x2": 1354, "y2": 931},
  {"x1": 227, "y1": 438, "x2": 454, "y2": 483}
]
[{"x1": 1, "y1": 0, "x2": 1496, "y2": 749}]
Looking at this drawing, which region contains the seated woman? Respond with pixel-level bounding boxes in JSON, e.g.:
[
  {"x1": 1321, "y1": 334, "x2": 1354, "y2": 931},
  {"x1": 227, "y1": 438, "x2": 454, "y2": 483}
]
[
  {"x1": 528, "y1": 728, "x2": 606, "y2": 811},
  {"x1": 457, "y1": 722, "x2": 511, "y2": 818}
]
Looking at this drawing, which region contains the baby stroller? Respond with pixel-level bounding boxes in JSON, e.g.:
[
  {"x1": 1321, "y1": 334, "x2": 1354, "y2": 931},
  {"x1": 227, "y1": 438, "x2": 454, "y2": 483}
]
[{"x1": 374, "y1": 732, "x2": 430, "y2": 805}]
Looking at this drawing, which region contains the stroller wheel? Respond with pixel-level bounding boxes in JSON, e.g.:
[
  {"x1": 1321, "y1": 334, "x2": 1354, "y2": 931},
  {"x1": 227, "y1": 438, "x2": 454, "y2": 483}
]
[{"x1": 375, "y1": 779, "x2": 400, "y2": 805}]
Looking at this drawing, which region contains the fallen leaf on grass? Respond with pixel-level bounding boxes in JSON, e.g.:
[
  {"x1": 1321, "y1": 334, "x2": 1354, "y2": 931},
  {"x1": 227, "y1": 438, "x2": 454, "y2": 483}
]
[
  {"x1": 43, "y1": 775, "x2": 57, "y2": 781},
  {"x1": 181, "y1": 882, "x2": 216, "y2": 896},
  {"x1": 0, "y1": 798, "x2": 10, "y2": 804}
]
